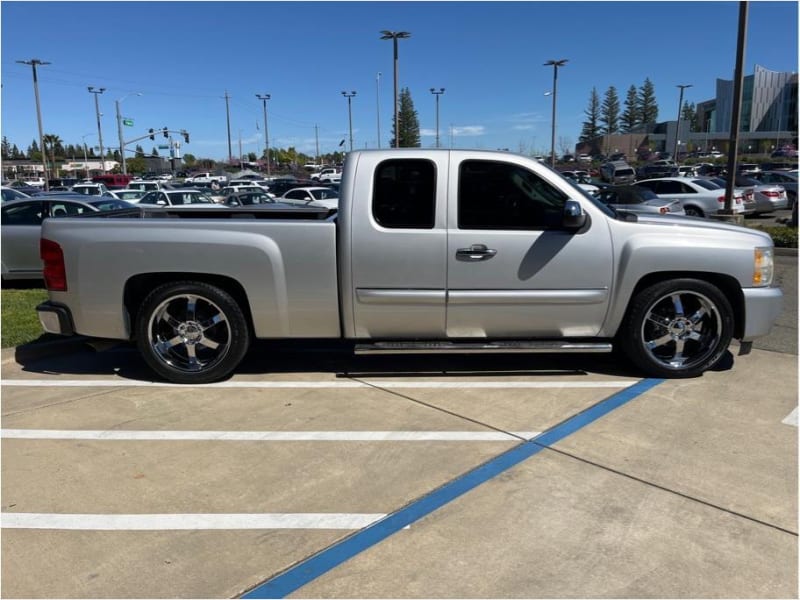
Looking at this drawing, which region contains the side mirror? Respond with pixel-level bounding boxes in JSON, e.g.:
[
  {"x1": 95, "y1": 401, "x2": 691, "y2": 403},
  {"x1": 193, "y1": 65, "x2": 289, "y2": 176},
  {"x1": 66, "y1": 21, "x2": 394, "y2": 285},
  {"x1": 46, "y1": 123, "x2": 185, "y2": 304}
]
[{"x1": 562, "y1": 200, "x2": 587, "y2": 230}]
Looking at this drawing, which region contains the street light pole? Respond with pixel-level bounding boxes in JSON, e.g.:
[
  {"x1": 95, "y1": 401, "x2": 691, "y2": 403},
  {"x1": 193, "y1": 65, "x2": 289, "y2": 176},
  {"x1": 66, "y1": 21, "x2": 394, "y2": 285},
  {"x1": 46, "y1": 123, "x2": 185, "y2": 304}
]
[
  {"x1": 430, "y1": 88, "x2": 445, "y2": 148},
  {"x1": 674, "y1": 84, "x2": 693, "y2": 161},
  {"x1": 376, "y1": 72, "x2": 382, "y2": 148},
  {"x1": 544, "y1": 59, "x2": 567, "y2": 168},
  {"x1": 17, "y1": 59, "x2": 50, "y2": 189},
  {"x1": 342, "y1": 91, "x2": 356, "y2": 152},
  {"x1": 115, "y1": 92, "x2": 142, "y2": 175},
  {"x1": 88, "y1": 86, "x2": 106, "y2": 174},
  {"x1": 256, "y1": 94, "x2": 271, "y2": 176},
  {"x1": 380, "y1": 30, "x2": 410, "y2": 148}
]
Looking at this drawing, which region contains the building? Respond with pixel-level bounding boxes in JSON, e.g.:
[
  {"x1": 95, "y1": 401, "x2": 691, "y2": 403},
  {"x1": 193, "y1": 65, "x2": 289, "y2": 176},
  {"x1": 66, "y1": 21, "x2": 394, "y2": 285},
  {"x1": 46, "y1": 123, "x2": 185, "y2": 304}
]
[{"x1": 577, "y1": 65, "x2": 798, "y2": 159}]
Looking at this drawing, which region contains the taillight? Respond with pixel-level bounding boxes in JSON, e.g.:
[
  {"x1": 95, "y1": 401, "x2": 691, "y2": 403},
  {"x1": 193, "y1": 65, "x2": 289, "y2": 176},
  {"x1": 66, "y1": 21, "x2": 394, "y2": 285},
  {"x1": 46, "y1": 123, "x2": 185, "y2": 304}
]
[
  {"x1": 659, "y1": 206, "x2": 668, "y2": 214},
  {"x1": 764, "y1": 190, "x2": 780, "y2": 198},
  {"x1": 717, "y1": 196, "x2": 725, "y2": 204},
  {"x1": 40, "y1": 238, "x2": 67, "y2": 291}
]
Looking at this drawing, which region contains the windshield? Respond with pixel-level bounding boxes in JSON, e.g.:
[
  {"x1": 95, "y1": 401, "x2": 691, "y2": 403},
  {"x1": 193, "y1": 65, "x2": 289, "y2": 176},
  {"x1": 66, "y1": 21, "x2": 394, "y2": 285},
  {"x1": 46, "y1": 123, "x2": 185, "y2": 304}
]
[{"x1": 311, "y1": 189, "x2": 338, "y2": 200}]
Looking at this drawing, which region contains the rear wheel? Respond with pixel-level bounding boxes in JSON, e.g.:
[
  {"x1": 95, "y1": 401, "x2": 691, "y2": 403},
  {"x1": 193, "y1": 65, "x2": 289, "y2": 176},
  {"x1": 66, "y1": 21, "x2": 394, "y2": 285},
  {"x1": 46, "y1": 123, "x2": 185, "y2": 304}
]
[
  {"x1": 684, "y1": 206, "x2": 704, "y2": 218},
  {"x1": 135, "y1": 281, "x2": 250, "y2": 384},
  {"x1": 619, "y1": 279, "x2": 734, "y2": 378}
]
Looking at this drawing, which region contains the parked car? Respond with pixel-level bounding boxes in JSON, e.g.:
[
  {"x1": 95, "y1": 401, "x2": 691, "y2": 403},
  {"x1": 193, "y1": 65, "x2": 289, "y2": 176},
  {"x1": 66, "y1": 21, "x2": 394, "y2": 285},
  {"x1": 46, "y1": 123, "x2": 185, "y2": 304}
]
[
  {"x1": 70, "y1": 183, "x2": 119, "y2": 198},
  {"x1": 1, "y1": 187, "x2": 31, "y2": 202},
  {"x1": 749, "y1": 170, "x2": 798, "y2": 210},
  {"x1": 1, "y1": 195, "x2": 133, "y2": 281},
  {"x1": 677, "y1": 165, "x2": 699, "y2": 177},
  {"x1": 223, "y1": 190, "x2": 276, "y2": 207},
  {"x1": 708, "y1": 175, "x2": 787, "y2": 215},
  {"x1": 637, "y1": 163, "x2": 679, "y2": 180},
  {"x1": 280, "y1": 187, "x2": 339, "y2": 209},
  {"x1": 211, "y1": 185, "x2": 265, "y2": 203},
  {"x1": 632, "y1": 177, "x2": 746, "y2": 218},
  {"x1": 737, "y1": 163, "x2": 762, "y2": 176},
  {"x1": 600, "y1": 161, "x2": 636, "y2": 184},
  {"x1": 265, "y1": 178, "x2": 318, "y2": 197},
  {"x1": 5, "y1": 181, "x2": 43, "y2": 196},
  {"x1": 138, "y1": 189, "x2": 222, "y2": 207},
  {"x1": 593, "y1": 185, "x2": 686, "y2": 216},
  {"x1": 127, "y1": 180, "x2": 169, "y2": 193},
  {"x1": 114, "y1": 189, "x2": 149, "y2": 202}
]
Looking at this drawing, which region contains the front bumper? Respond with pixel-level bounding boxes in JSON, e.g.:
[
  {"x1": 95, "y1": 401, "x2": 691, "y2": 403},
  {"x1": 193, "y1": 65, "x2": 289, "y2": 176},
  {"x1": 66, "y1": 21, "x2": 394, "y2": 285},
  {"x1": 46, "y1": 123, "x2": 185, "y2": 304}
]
[
  {"x1": 741, "y1": 286, "x2": 784, "y2": 341},
  {"x1": 36, "y1": 301, "x2": 75, "y2": 336}
]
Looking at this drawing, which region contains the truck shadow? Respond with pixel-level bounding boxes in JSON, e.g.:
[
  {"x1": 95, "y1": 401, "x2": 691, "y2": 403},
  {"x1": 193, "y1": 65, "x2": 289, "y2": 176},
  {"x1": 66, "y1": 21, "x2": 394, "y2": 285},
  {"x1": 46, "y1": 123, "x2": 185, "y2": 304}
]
[{"x1": 13, "y1": 339, "x2": 734, "y2": 382}]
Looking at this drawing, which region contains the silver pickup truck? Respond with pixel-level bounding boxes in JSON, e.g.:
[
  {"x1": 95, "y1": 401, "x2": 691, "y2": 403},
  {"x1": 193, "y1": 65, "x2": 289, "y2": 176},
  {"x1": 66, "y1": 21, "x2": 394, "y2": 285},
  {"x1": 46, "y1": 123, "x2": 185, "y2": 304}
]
[{"x1": 37, "y1": 149, "x2": 783, "y2": 384}]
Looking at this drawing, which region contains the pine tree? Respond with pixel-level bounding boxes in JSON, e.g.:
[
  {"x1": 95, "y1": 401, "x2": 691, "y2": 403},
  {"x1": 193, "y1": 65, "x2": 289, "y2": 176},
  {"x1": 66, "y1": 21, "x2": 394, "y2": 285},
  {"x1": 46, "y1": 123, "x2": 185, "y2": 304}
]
[
  {"x1": 621, "y1": 85, "x2": 639, "y2": 132},
  {"x1": 638, "y1": 78, "x2": 659, "y2": 125},
  {"x1": 681, "y1": 101, "x2": 698, "y2": 132},
  {"x1": 1, "y1": 136, "x2": 11, "y2": 159},
  {"x1": 391, "y1": 87, "x2": 421, "y2": 147},
  {"x1": 580, "y1": 87, "x2": 601, "y2": 142},
  {"x1": 600, "y1": 86, "x2": 621, "y2": 135}
]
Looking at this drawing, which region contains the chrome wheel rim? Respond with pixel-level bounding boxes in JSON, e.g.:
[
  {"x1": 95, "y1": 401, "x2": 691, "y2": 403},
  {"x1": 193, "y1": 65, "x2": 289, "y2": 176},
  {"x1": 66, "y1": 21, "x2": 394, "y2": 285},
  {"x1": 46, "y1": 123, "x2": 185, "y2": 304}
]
[
  {"x1": 147, "y1": 293, "x2": 231, "y2": 373},
  {"x1": 641, "y1": 290, "x2": 722, "y2": 371}
]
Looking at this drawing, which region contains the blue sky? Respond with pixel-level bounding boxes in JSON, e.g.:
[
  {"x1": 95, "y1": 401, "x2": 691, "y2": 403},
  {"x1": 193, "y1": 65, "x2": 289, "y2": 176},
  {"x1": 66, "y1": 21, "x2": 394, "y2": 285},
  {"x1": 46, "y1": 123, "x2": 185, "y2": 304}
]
[{"x1": 1, "y1": 1, "x2": 798, "y2": 161}]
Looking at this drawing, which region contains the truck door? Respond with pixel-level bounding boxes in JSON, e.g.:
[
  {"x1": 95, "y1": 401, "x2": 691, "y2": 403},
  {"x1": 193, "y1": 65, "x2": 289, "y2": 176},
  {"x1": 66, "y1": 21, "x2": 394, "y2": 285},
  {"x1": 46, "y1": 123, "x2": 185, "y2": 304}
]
[
  {"x1": 347, "y1": 155, "x2": 448, "y2": 338},
  {"x1": 445, "y1": 155, "x2": 613, "y2": 338}
]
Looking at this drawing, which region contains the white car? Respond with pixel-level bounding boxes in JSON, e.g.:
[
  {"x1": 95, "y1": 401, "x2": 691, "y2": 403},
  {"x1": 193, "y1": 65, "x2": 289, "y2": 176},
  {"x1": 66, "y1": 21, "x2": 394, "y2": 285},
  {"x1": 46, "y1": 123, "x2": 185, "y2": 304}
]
[
  {"x1": 632, "y1": 177, "x2": 746, "y2": 218},
  {"x1": 137, "y1": 189, "x2": 225, "y2": 208},
  {"x1": 70, "y1": 183, "x2": 119, "y2": 199},
  {"x1": 280, "y1": 187, "x2": 339, "y2": 210}
]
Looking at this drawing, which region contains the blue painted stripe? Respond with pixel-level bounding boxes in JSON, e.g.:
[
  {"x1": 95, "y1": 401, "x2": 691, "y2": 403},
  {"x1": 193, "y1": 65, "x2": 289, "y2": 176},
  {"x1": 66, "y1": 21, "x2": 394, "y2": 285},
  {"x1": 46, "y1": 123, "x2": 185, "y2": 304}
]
[{"x1": 242, "y1": 378, "x2": 663, "y2": 599}]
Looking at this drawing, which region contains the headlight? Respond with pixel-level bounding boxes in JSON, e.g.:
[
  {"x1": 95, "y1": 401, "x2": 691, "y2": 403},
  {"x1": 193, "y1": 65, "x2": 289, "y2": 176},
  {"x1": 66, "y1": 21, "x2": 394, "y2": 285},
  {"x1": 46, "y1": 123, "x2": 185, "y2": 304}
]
[{"x1": 753, "y1": 247, "x2": 774, "y2": 287}]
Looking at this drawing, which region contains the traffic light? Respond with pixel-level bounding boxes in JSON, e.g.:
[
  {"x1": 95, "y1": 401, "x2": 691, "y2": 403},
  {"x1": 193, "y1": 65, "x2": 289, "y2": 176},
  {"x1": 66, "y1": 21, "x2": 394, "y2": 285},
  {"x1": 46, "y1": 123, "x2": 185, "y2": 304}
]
[
  {"x1": 148, "y1": 128, "x2": 154, "y2": 140},
  {"x1": 182, "y1": 131, "x2": 190, "y2": 144},
  {"x1": 163, "y1": 127, "x2": 169, "y2": 139}
]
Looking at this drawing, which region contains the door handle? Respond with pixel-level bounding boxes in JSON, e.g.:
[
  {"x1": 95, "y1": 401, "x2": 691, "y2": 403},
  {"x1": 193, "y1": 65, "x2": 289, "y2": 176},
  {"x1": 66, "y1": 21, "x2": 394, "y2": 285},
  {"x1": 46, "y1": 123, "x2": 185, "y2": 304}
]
[{"x1": 456, "y1": 244, "x2": 498, "y2": 261}]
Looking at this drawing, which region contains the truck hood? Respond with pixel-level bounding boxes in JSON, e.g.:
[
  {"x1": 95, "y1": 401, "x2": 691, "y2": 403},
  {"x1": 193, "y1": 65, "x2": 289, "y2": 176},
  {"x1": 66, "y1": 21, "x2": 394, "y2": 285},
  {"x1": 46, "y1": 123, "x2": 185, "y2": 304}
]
[{"x1": 631, "y1": 213, "x2": 774, "y2": 245}]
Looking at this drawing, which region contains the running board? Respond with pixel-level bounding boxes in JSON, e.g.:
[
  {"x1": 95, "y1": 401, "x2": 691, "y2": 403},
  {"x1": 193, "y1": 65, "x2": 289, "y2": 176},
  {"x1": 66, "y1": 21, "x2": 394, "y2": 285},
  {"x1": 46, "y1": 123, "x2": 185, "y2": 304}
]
[{"x1": 354, "y1": 341, "x2": 613, "y2": 355}]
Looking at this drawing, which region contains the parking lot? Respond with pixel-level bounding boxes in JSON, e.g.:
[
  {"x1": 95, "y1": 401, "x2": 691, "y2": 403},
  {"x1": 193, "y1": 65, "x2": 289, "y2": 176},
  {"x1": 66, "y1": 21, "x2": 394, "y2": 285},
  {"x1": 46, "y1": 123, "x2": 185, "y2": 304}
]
[{"x1": 1, "y1": 333, "x2": 797, "y2": 598}]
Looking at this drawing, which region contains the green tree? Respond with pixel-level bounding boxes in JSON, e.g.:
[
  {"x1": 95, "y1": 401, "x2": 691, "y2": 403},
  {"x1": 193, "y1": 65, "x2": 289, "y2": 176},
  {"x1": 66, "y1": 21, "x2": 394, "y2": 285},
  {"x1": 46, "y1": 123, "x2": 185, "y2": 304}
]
[
  {"x1": 126, "y1": 156, "x2": 146, "y2": 174},
  {"x1": 638, "y1": 78, "x2": 659, "y2": 125},
  {"x1": 621, "y1": 85, "x2": 639, "y2": 132},
  {"x1": 580, "y1": 87, "x2": 601, "y2": 142},
  {"x1": 135, "y1": 144, "x2": 145, "y2": 158},
  {"x1": 27, "y1": 139, "x2": 41, "y2": 161},
  {"x1": 600, "y1": 86, "x2": 621, "y2": 135},
  {"x1": 183, "y1": 153, "x2": 197, "y2": 167},
  {"x1": 151, "y1": 147, "x2": 159, "y2": 157},
  {"x1": 1, "y1": 136, "x2": 11, "y2": 159},
  {"x1": 391, "y1": 87, "x2": 421, "y2": 147},
  {"x1": 681, "y1": 101, "x2": 698, "y2": 132},
  {"x1": 42, "y1": 133, "x2": 62, "y2": 176}
]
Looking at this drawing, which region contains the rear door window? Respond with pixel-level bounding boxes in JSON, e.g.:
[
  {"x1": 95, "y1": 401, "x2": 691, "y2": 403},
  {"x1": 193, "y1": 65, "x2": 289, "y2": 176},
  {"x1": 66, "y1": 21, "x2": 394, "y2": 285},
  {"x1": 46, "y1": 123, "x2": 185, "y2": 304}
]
[{"x1": 372, "y1": 159, "x2": 436, "y2": 229}]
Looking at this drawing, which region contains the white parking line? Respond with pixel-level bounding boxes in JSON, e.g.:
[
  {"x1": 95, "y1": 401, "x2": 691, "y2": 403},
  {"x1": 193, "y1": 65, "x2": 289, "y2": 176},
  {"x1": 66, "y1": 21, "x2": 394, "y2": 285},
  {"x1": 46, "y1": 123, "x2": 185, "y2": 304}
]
[
  {"x1": 1, "y1": 379, "x2": 635, "y2": 389},
  {"x1": 782, "y1": 407, "x2": 798, "y2": 427},
  {"x1": 1, "y1": 513, "x2": 386, "y2": 530},
  {"x1": 1, "y1": 429, "x2": 540, "y2": 441}
]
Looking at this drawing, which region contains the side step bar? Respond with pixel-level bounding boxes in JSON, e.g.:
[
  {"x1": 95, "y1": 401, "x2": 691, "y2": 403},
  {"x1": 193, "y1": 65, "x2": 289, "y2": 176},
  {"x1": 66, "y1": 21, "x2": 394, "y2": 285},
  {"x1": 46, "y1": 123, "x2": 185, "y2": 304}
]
[{"x1": 354, "y1": 340, "x2": 613, "y2": 355}]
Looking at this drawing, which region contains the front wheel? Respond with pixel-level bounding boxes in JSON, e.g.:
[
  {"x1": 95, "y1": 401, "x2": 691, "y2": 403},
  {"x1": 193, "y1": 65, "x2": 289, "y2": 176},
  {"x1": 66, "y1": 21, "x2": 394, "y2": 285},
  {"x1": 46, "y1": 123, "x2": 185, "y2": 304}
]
[
  {"x1": 135, "y1": 281, "x2": 250, "y2": 384},
  {"x1": 618, "y1": 279, "x2": 734, "y2": 378}
]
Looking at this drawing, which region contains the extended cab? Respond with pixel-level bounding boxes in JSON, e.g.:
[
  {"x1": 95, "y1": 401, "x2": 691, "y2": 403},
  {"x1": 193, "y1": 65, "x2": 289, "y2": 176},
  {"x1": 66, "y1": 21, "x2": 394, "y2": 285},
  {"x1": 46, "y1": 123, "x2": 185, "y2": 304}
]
[
  {"x1": 184, "y1": 172, "x2": 227, "y2": 185},
  {"x1": 37, "y1": 149, "x2": 783, "y2": 384}
]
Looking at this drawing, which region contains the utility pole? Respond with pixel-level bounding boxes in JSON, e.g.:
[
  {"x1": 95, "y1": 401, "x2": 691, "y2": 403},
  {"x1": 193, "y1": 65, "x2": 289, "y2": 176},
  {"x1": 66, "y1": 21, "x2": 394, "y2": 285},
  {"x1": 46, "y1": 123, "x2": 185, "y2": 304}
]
[
  {"x1": 256, "y1": 93, "x2": 271, "y2": 176},
  {"x1": 224, "y1": 91, "x2": 232, "y2": 163},
  {"x1": 544, "y1": 59, "x2": 568, "y2": 168},
  {"x1": 315, "y1": 125, "x2": 320, "y2": 166},
  {"x1": 88, "y1": 86, "x2": 107, "y2": 174},
  {"x1": 430, "y1": 88, "x2": 445, "y2": 148},
  {"x1": 342, "y1": 91, "x2": 356, "y2": 152},
  {"x1": 674, "y1": 84, "x2": 693, "y2": 161},
  {"x1": 376, "y1": 72, "x2": 382, "y2": 148},
  {"x1": 17, "y1": 59, "x2": 50, "y2": 189}
]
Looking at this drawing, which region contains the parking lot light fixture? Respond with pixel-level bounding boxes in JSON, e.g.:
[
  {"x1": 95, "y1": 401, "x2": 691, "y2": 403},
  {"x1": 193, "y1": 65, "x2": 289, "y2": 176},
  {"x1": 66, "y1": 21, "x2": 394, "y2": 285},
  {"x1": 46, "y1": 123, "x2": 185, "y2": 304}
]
[
  {"x1": 544, "y1": 59, "x2": 567, "y2": 168},
  {"x1": 674, "y1": 84, "x2": 693, "y2": 161},
  {"x1": 380, "y1": 30, "x2": 411, "y2": 148},
  {"x1": 256, "y1": 94, "x2": 271, "y2": 176},
  {"x1": 17, "y1": 59, "x2": 50, "y2": 189},
  {"x1": 342, "y1": 91, "x2": 356, "y2": 152},
  {"x1": 430, "y1": 88, "x2": 445, "y2": 148},
  {"x1": 88, "y1": 87, "x2": 107, "y2": 174}
]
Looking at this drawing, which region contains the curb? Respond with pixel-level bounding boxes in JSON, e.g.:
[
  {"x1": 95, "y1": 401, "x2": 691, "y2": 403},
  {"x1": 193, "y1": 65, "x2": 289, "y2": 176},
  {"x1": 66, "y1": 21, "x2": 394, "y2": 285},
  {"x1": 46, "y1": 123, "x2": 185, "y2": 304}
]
[{"x1": 775, "y1": 247, "x2": 798, "y2": 257}]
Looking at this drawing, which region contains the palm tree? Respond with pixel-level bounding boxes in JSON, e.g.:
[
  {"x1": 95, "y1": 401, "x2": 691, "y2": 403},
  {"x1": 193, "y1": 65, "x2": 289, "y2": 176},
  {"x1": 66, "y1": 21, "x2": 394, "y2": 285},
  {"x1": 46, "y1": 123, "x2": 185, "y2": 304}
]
[{"x1": 42, "y1": 133, "x2": 62, "y2": 179}]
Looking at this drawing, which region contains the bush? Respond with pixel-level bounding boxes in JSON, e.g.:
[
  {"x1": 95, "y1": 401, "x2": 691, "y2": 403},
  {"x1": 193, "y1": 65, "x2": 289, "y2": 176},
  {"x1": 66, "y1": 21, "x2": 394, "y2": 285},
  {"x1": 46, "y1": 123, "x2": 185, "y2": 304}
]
[{"x1": 754, "y1": 225, "x2": 798, "y2": 248}]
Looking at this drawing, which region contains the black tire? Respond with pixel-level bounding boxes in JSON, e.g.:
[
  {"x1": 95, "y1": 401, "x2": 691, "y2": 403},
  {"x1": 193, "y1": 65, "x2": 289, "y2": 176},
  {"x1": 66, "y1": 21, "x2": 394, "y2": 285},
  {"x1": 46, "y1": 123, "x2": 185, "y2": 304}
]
[
  {"x1": 684, "y1": 205, "x2": 704, "y2": 218},
  {"x1": 135, "y1": 281, "x2": 250, "y2": 384},
  {"x1": 618, "y1": 279, "x2": 734, "y2": 378}
]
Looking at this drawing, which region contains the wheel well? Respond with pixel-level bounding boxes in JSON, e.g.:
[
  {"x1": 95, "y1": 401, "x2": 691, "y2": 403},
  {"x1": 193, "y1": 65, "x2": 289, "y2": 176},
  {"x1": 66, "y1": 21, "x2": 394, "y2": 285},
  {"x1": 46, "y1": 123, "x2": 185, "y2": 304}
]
[
  {"x1": 124, "y1": 273, "x2": 254, "y2": 339},
  {"x1": 625, "y1": 271, "x2": 745, "y2": 339}
]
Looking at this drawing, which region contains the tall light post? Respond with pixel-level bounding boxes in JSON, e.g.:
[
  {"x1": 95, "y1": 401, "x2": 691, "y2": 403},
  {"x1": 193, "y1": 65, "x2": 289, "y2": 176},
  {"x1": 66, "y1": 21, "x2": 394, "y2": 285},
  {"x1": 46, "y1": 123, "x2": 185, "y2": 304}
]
[
  {"x1": 674, "y1": 84, "x2": 693, "y2": 161},
  {"x1": 544, "y1": 59, "x2": 567, "y2": 168},
  {"x1": 88, "y1": 86, "x2": 106, "y2": 173},
  {"x1": 342, "y1": 91, "x2": 356, "y2": 152},
  {"x1": 256, "y1": 93, "x2": 271, "y2": 176},
  {"x1": 17, "y1": 59, "x2": 50, "y2": 189},
  {"x1": 380, "y1": 30, "x2": 410, "y2": 148},
  {"x1": 115, "y1": 92, "x2": 142, "y2": 175},
  {"x1": 376, "y1": 72, "x2": 382, "y2": 148},
  {"x1": 430, "y1": 87, "x2": 445, "y2": 148}
]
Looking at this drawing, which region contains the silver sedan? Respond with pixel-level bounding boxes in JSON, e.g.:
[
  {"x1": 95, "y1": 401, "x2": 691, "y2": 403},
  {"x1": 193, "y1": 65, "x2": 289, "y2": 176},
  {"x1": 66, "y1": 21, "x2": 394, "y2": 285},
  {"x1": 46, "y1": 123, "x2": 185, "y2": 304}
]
[{"x1": 593, "y1": 185, "x2": 686, "y2": 216}]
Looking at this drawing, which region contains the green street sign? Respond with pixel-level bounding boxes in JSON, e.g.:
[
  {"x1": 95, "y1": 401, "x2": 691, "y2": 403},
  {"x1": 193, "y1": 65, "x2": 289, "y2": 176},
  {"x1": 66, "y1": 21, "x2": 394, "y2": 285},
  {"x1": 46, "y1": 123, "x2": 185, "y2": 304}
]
[
  {"x1": 158, "y1": 145, "x2": 169, "y2": 149},
  {"x1": 123, "y1": 119, "x2": 134, "y2": 126}
]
